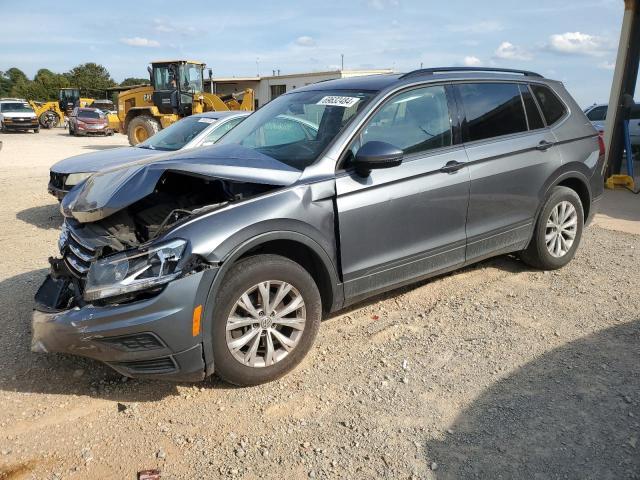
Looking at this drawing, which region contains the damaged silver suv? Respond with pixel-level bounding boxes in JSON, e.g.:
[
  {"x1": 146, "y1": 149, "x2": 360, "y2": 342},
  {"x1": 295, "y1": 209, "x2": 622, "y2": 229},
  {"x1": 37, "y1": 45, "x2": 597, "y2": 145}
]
[{"x1": 33, "y1": 68, "x2": 604, "y2": 386}]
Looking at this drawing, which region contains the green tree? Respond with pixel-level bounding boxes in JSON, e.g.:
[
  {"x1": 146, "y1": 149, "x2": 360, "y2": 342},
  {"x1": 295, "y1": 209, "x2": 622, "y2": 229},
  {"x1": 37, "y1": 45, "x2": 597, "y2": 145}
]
[
  {"x1": 120, "y1": 77, "x2": 150, "y2": 87},
  {"x1": 11, "y1": 69, "x2": 70, "y2": 100},
  {"x1": 65, "y1": 63, "x2": 115, "y2": 97},
  {"x1": 0, "y1": 68, "x2": 28, "y2": 97}
]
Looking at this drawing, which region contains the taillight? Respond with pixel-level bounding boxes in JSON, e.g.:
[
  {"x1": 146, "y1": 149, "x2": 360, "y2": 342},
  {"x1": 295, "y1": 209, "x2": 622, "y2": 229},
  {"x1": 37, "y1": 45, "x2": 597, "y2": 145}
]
[{"x1": 598, "y1": 134, "x2": 605, "y2": 157}]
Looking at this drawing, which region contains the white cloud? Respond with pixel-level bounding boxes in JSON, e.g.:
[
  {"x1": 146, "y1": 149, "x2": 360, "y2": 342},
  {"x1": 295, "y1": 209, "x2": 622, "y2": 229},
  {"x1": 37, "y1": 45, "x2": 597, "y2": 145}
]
[
  {"x1": 494, "y1": 41, "x2": 532, "y2": 61},
  {"x1": 120, "y1": 37, "x2": 160, "y2": 47},
  {"x1": 448, "y1": 20, "x2": 503, "y2": 34},
  {"x1": 463, "y1": 56, "x2": 482, "y2": 67},
  {"x1": 547, "y1": 32, "x2": 608, "y2": 56},
  {"x1": 295, "y1": 36, "x2": 316, "y2": 47}
]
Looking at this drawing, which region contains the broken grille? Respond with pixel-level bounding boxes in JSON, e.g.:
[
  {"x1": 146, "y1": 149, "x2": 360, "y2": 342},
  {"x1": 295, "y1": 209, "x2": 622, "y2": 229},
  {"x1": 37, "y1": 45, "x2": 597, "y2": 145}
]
[{"x1": 64, "y1": 229, "x2": 97, "y2": 277}]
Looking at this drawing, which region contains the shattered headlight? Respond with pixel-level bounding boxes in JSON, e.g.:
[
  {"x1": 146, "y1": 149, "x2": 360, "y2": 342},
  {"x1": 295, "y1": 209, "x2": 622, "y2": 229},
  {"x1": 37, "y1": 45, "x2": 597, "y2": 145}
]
[{"x1": 84, "y1": 239, "x2": 187, "y2": 301}]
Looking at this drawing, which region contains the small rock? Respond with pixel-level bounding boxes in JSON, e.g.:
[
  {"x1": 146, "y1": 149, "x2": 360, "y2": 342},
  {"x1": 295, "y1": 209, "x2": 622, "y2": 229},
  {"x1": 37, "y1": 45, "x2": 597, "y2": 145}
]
[
  {"x1": 430, "y1": 462, "x2": 438, "y2": 471},
  {"x1": 73, "y1": 369, "x2": 84, "y2": 378},
  {"x1": 402, "y1": 377, "x2": 409, "y2": 384},
  {"x1": 309, "y1": 471, "x2": 316, "y2": 478},
  {"x1": 156, "y1": 448, "x2": 166, "y2": 459}
]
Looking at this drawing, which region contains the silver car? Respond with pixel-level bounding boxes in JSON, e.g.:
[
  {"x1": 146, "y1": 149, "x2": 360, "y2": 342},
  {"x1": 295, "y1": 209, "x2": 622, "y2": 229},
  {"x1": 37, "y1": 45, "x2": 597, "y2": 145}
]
[
  {"x1": 48, "y1": 111, "x2": 250, "y2": 199},
  {"x1": 584, "y1": 102, "x2": 640, "y2": 149},
  {"x1": 33, "y1": 67, "x2": 604, "y2": 386}
]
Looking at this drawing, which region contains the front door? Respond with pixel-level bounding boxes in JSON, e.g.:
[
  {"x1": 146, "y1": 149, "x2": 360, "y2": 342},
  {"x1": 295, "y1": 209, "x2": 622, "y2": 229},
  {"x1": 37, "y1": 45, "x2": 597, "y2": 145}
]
[{"x1": 335, "y1": 84, "x2": 470, "y2": 303}]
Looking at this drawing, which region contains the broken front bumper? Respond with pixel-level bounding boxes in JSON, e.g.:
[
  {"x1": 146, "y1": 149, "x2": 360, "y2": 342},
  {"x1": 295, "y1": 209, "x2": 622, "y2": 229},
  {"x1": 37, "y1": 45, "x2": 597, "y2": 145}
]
[{"x1": 32, "y1": 269, "x2": 215, "y2": 381}]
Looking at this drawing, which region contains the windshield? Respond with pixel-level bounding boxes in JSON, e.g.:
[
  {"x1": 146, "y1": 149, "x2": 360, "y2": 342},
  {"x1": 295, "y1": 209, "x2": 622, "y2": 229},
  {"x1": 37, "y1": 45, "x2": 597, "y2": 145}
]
[
  {"x1": 78, "y1": 110, "x2": 103, "y2": 119},
  {"x1": 180, "y1": 64, "x2": 203, "y2": 92},
  {"x1": 1, "y1": 102, "x2": 33, "y2": 113},
  {"x1": 137, "y1": 116, "x2": 214, "y2": 151},
  {"x1": 218, "y1": 89, "x2": 375, "y2": 170}
]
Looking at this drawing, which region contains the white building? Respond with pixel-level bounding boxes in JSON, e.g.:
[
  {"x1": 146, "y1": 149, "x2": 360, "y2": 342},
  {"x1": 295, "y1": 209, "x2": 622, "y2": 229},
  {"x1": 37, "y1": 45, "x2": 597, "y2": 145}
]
[{"x1": 205, "y1": 69, "x2": 393, "y2": 109}]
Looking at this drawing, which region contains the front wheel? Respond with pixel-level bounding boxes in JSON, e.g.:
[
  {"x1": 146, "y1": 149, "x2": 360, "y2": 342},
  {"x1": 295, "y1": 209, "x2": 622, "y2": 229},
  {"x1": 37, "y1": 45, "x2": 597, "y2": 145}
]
[
  {"x1": 127, "y1": 115, "x2": 160, "y2": 145},
  {"x1": 211, "y1": 254, "x2": 322, "y2": 386},
  {"x1": 520, "y1": 186, "x2": 584, "y2": 270}
]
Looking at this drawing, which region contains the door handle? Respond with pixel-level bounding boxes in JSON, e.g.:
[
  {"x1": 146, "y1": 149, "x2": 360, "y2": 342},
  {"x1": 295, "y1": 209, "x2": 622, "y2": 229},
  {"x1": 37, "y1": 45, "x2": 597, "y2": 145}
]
[
  {"x1": 440, "y1": 161, "x2": 465, "y2": 174},
  {"x1": 535, "y1": 140, "x2": 555, "y2": 151}
]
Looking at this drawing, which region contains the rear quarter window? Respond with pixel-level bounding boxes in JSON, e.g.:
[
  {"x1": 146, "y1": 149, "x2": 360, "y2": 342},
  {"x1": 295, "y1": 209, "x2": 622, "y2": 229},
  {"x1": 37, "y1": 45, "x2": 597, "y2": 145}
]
[{"x1": 531, "y1": 84, "x2": 566, "y2": 125}]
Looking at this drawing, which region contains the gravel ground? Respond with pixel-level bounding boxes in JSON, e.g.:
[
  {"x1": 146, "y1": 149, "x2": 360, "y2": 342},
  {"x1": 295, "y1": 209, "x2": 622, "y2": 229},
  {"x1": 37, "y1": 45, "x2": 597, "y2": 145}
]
[{"x1": 0, "y1": 128, "x2": 638, "y2": 480}]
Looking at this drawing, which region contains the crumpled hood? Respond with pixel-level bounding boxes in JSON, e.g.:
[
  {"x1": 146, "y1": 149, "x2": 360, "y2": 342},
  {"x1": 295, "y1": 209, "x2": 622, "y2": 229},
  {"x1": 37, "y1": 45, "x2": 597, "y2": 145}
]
[
  {"x1": 51, "y1": 146, "x2": 159, "y2": 174},
  {"x1": 61, "y1": 144, "x2": 303, "y2": 223}
]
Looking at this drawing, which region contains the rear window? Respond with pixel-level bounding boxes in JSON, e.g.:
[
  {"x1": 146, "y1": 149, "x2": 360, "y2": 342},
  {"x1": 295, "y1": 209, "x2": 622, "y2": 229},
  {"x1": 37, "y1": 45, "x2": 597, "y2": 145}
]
[
  {"x1": 457, "y1": 82, "x2": 528, "y2": 142},
  {"x1": 531, "y1": 85, "x2": 566, "y2": 125},
  {"x1": 78, "y1": 110, "x2": 102, "y2": 119}
]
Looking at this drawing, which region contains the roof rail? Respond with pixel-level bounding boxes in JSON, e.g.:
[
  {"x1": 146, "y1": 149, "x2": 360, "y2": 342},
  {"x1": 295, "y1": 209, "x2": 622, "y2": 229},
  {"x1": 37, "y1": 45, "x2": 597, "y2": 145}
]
[{"x1": 399, "y1": 67, "x2": 544, "y2": 80}]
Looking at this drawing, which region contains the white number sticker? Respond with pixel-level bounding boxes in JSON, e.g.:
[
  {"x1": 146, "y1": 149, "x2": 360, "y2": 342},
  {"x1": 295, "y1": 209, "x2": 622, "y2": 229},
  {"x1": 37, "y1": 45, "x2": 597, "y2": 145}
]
[
  {"x1": 198, "y1": 118, "x2": 216, "y2": 124},
  {"x1": 316, "y1": 96, "x2": 360, "y2": 108}
]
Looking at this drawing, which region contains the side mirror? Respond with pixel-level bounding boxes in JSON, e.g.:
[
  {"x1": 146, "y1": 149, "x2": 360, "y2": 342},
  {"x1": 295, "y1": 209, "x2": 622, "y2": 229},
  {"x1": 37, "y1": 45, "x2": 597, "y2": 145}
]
[{"x1": 353, "y1": 141, "x2": 403, "y2": 176}]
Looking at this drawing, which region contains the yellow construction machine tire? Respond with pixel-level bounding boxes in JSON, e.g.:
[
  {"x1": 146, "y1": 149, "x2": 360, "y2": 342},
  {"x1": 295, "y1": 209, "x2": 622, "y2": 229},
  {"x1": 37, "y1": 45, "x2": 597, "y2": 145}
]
[
  {"x1": 39, "y1": 111, "x2": 60, "y2": 129},
  {"x1": 127, "y1": 115, "x2": 161, "y2": 146}
]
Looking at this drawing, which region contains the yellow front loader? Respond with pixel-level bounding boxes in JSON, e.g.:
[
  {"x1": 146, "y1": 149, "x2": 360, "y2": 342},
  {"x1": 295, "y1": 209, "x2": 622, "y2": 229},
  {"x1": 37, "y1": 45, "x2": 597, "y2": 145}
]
[
  {"x1": 117, "y1": 60, "x2": 254, "y2": 145},
  {"x1": 29, "y1": 88, "x2": 94, "y2": 128}
]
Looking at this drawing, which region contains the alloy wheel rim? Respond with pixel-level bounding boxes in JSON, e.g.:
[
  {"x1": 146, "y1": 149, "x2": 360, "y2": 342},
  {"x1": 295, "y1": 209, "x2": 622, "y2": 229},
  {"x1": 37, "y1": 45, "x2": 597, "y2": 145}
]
[
  {"x1": 225, "y1": 281, "x2": 306, "y2": 368},
  {"x1": 545, "y1": 200, "x2": 578, "y2": 258}
]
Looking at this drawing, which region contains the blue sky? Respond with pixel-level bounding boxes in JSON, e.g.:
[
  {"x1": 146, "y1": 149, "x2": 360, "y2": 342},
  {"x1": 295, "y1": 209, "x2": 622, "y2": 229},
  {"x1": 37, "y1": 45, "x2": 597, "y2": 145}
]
[{"x1": 0, "y1": 0, "x2": 634, "y2": 107}]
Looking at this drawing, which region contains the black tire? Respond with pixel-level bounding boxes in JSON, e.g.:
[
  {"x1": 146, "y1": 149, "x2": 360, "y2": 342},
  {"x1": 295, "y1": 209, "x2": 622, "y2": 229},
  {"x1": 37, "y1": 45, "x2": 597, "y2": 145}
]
[
  {"x1": 127, "y1": 115, "x2": 160, "y2": 146},
  {"x1": 68, "y1": 124, "x2": 74, "y2": 136},
  {"x1": 34, "y1": 128, "x2": 40, "y2": 133},
  {"x1": 520, "y1": 186, "x2": 584, "y2": 270},
  {"x1": 211, "y1": 254, "x2": 322, "y2": 386}
]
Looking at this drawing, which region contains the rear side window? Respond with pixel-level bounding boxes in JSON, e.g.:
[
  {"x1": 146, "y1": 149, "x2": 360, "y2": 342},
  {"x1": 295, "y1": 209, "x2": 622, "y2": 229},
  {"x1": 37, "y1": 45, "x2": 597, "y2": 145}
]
[
  {"x1": 520, "y1": 85, "x2": 545, "y2": 130},
  {"x1": 531, "y1": 85, "x2": 566, "y2": 125},
  {"x1": 457, "y1": 83, "x2": 528, "y2": 142},
  {"x1": 586, "y1": 105, "x2": 607, "y2": 121}
]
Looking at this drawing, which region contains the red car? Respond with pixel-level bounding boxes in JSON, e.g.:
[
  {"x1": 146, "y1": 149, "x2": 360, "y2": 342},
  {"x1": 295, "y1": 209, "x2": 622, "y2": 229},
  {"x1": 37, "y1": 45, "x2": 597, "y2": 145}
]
[{"x1": 68, "y1": 107, "x2": 113, "y2": 136}]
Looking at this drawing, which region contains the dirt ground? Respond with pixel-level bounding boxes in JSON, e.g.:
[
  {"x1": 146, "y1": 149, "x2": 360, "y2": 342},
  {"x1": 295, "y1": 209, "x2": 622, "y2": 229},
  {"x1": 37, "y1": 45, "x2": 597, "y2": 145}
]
[{"x1": 0, "y1": 128, "x2": 638, "y2": 480}]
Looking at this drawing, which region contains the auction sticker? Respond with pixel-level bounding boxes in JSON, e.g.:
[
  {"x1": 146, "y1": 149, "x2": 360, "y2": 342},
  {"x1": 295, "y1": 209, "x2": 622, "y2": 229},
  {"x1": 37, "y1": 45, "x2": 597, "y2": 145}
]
[
  {"x1": 317, "y1": 96, "x2": 360, "y2": 108},
  {"x1": 198, "y1": 118, "x2": 217, "y2": 123}
]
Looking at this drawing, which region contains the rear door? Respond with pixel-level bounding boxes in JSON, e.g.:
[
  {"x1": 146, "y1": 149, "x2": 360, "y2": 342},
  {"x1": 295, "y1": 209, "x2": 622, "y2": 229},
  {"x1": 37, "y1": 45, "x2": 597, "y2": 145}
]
[
  {"x1": 336, "y1": 84, "x2": 470, "y2": 302},
  {"x1": 455, "y1": 81, "x2": 563, "y2": 262}
]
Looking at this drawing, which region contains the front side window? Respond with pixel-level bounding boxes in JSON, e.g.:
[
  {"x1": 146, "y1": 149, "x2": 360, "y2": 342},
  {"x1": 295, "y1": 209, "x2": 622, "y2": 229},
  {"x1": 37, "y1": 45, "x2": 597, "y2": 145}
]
[
  {"x1": 458, "y1": 83, "x2": 528, "y2": 142},
  {"x1": 153, "y1": 66, "x2": 173, "y2": 91},
  {"x1": 531, "y1": 84, "x2": 566, "y2": 125},
  {"x1": 202, "y1": 117, "x2": 245, "y2": 144},
  {"x1": 357, "y1": 85, "x2": 452, "y2": 156},
  {"x1": 586, "y1": 106, "x2": 607, "y2": 121},
  {"x1": 218, "y1": 89, "x2": 375, "y2": 170}
]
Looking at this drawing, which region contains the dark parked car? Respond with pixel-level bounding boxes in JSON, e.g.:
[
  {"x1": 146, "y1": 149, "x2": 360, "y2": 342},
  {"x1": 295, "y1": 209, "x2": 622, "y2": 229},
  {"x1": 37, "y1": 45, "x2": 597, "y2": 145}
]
[
  {"x1": 68, "y1": 107, "x2": 113, "y2": 136},
  {"x1": 33, "y1": 67, "x2": 604, "y2": 386}
]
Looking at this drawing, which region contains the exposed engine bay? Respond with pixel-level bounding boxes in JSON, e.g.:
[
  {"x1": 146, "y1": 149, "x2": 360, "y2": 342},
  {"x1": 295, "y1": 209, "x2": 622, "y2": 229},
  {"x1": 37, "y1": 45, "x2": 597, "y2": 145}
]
[{"x1": 75, "y1": 171, "x2": 276, "y2": 251}]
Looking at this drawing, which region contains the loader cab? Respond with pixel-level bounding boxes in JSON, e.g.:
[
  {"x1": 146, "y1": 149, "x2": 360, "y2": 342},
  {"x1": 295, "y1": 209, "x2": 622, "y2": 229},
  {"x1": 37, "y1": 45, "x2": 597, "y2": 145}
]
[
  {"x1": 58, "y1": 88, "x2": 80, "y2": 114},
  {"x1": 150, "y1": 61, "x2": 205, "y2": 116}
]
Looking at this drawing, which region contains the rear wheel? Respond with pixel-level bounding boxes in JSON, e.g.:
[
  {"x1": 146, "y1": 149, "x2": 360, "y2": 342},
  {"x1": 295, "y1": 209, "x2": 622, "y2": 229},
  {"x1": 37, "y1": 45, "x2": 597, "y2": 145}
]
[
  {"x1": 520, "y1": 186, "x2": 584, "y2": 270},
  {"x1": 127, "y1": 115, "x2": 160, "y2": 146},
  {"x1": 211, "y1": 255, "x2": 322, "y2": 386}
]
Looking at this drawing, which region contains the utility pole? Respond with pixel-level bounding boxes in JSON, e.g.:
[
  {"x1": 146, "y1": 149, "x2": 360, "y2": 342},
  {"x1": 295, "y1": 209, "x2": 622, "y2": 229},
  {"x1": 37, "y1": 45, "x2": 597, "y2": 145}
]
[
  {"x1": 256, "y1": 57, "x2": 260, "y2": 77},
  {"x1": 341, "y1": 54, "x2": 344, "y2": 71}
]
